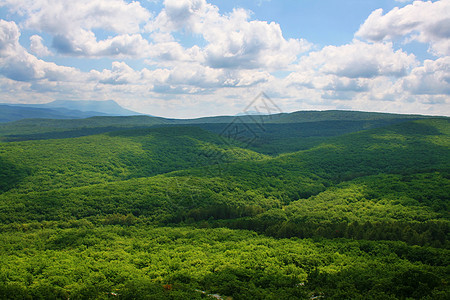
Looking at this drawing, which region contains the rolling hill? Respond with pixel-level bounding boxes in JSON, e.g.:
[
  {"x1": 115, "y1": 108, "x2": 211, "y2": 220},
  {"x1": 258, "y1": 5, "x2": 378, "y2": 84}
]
[
  {"x1": 0, "y1": 110, "x2": 436, "y2": 156},
  {"x1": 0, "y1": 111, "x2": 448, "y2": 299}
]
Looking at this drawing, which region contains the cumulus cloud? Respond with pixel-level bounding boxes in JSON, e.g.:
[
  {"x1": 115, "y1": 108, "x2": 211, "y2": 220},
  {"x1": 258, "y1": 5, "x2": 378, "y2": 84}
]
[
  {"x1": 89, "y1": 59, "x2": 270, "y2": 95},
  {"x1": 284, "y1": 39, "x2": 449, "y2": 109},
  {"x1": 0, "y1": 19, "x2": 19, "y2": 52},
  {"x1": 94, "y1": 34, "x2": 151, "y2": 57},
  {"x1": 401, "y1": 56, "x2": 450, "y2": 95},
  {"x1": 0, "y1": 1, "x2": 448, "y2": 117},
  {"x1": 148, "y1": 42, "x2": 204, "y2": 64},
  {"x1": 295, "y1": 41, "x2": 417, "y2": 79},
  {"x1": 203, "y1": 10, "x2": 310, "y2": 70},
  {"x1": 157, "y1": 0, "x2": 207, "y2": 31},
  {"x1": 91, "y1": 61, "x2": 141, "y2": 85},
  {"x1": 155, "y1": 64, "x2": 272, "y2": 92},
  {"x1": 48, "y1": 31, "x2": 152, "y2": 58},
  {"x1": 1, "y1": 0, "x2": 152, "y2": 57},
  {"x1": 356, "y1": 0, "x2": 450, "y2": 56},
  {"x1": 150, "y1": 0, "x2": 311, "y2": 69},
  {"x1": 29, "y1": 35, "x2": 52, "y2": 56},
  {"x1": 0, "y1": 20, "x2": 81, "y2": 82},
  {"x1": 15, "y1": 0, "x2": 150, "y2": 34}
]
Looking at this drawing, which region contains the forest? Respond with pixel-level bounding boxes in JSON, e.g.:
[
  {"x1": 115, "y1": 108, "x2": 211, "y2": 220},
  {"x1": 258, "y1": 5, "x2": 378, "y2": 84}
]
[{"x1": 0, "y1": 111, "x2": 448, "y2": 299}]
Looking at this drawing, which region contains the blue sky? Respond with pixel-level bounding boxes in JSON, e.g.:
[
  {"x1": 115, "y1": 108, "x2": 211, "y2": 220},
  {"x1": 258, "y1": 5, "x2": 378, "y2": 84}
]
[{"x1": 0, "y1": 0, "x2": 449, "y2": 118}]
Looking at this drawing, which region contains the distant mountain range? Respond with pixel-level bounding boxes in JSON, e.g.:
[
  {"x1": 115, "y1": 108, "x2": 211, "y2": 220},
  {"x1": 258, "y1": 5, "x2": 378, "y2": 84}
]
[{"x1": 0, "y1": 100, "x2": 141, "y2": 122}]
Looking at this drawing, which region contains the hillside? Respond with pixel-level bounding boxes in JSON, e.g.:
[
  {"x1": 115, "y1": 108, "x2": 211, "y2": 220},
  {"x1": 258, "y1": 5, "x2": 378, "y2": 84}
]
[
  {"x1": 0, "y1": 110, "x2": 435, "y2": 156},
  {"x1": 0, "y1": 126, "x2": 267, "y2": 194},
  {"x1": 1, "y1": 118, "x2": 448, "y2": 234},
  {"x1": 0, "y1": 112, "x2": 448, "y2": 299}
]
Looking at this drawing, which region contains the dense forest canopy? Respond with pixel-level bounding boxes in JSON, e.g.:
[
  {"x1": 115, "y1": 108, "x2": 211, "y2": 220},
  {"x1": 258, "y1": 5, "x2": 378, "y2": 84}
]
[{"x1": 0, "y1": 111, "x2": 448, "y2": 299}]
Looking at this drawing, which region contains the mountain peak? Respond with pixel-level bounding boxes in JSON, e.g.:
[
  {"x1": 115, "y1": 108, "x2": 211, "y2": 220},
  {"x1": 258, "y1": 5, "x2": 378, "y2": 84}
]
[{"x1": 45, "y1": 100, "x2": 141, "y2": 116}]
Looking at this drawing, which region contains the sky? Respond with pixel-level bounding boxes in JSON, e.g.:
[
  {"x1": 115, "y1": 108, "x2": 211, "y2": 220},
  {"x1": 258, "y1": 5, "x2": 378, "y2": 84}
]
[{"x1": 0, "y1": 0, "x2": 449, "y2": 118}]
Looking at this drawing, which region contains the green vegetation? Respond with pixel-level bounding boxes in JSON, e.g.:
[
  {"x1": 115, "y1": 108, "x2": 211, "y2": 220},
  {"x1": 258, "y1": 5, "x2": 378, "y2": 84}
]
[
  {"x1": 0, "y1": 126, "x2": 266, "y2": 194},
  {"x1": 0, "y1": 112, "x2": 448, "y2": 299},
  {"x1": 0, "y1": 225, "x2": 448, "y2": 300}
]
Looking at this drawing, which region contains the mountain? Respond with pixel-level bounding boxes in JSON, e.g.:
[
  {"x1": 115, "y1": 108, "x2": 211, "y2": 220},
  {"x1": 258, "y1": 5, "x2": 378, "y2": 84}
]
[
  {"x1": 0, "y1": 104, "x2": 107, "y2": 123},
  {"x1": 0, "y1": 100, "x2": 141, "y2": 123},
  {"x1": 42, "y1": 100, "x2": 141, "y2": 116}
]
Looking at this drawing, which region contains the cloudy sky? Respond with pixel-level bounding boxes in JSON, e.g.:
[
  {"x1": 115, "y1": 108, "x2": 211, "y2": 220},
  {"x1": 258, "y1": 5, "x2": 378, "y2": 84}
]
[{"x1": 0, "y1": 0, "x2": 449, "y2": 118}]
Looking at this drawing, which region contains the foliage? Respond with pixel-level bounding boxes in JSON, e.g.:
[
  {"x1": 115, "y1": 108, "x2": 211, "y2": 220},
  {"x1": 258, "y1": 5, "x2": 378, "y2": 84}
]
[
  {"x1": 0, "y1": 126, "x2": 267, "y2": 194},
  {"x1": 0, "y1": 114, "x2": 449, "y2": 299},
  {"x1": 0, "y1": 225, "x2": 448, "y2": 299}
]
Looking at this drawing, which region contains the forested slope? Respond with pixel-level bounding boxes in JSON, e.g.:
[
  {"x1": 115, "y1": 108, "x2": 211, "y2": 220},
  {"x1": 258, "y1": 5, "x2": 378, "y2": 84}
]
[
  {"x1": 0, "y1": 110, "x2": 429, "y2": 140},
  {"x1": 0, "y1": 113, "x2": 448, "y2": 299},
  {"x1": 0, "y1": 126, "x2": 266, "y2": 194}
]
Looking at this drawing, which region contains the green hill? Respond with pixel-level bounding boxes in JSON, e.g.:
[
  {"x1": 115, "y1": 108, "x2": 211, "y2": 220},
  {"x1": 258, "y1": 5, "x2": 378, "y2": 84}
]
[
  {"x1": 0, "y1": 126, "x2": 266, "y2": 194},
  {"x1": 0, "y1": 111, "x2": 449, "y2": 299},
  {"x1": 0, "y1": 110, "x2": 431, "y2": 139},
  {"x1": 1, "y1": 118, "x2": 448, "y2": 242}
]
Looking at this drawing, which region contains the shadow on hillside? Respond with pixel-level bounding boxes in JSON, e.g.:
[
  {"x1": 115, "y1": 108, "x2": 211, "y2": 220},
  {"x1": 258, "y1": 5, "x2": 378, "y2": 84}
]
[{"x1": 0, "y1": 157, "x2": 30, "y2": 193}]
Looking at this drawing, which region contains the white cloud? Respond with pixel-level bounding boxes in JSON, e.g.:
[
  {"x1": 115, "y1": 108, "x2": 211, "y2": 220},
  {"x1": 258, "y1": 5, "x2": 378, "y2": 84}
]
[
  {"x1": 401, "y1": 56, "x2": 450, "y2": 95},
  {"x1": 89, "y1": 59, "x2": 270, "y2": 95},
  {"x1": 0, "y1": 1, "x2": 448, "y2": 117},
  {"x1": 0, "y1": 18, "x2": 19, "y2": 52},
  {"x1": 158, "y1": 0, "x2": 207, "y2": 31},
  {"x1": 1, "y1": 0, "x2": 152, "y2": 57},
  {"x1": 0, "y1": 20, "x2": 82, "y2": 82},
  {"x1": 149, "y1": 0, "x2": 209, "y2": 33},
  {"x1": 150, "y1": 0, "x2": 311, "y2": 69},
  {"x1": 18, "y1": 0, "x2": 150, "y2": 34},
  {"x1": 203, "y1": 10, "x2": 310, "y2": 70},
  {"x1": 356, "y1": 0, "x2": 450, "y2": 56},
  {"x1": 93, "y1": 34, "x2": 152, "y2": 57},
  {"x1": 148, "y1": 42, "x2": 204, "y2": 64},
  {"x1": 282, "y1": 38, "x2": 448, "y2": 114},
  {"x1": 91, "y1": 61, "x2": 141, "y2": 85},
  {"x1": 29, "y1": 34, "x2": 52, "y2": 56},
  {"x1": 295, "y1": 41, "x2": 417, "y2": 79},
  {"x1": 2, "y1": 0, "x2": 310, "y2": 69}
]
